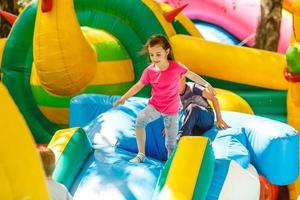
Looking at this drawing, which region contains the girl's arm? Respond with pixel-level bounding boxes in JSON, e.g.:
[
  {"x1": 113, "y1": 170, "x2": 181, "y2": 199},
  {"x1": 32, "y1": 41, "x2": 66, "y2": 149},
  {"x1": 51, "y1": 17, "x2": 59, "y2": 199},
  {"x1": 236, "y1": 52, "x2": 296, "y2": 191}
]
[
  {"x1": 202, "y1": 89, "x2": 228, "y2": 129},
  {"x1": 184, "y1": 70, "x2": 216, "y2": 95},
  {"x1": 113, "y1": 81, "x2": 145, "y2": 107}
]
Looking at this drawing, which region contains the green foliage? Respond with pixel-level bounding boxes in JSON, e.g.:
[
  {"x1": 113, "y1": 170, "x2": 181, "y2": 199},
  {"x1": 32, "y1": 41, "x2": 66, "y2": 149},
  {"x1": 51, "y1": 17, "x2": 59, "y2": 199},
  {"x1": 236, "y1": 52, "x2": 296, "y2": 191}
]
[
  {"x1": 286, "y1": 45, "x2": 300, "y2": 74},
  {"x1": 17, "y1": 0, "x2": 32, "y2": 10},
  {"x1": 0, "y1": 0, "x2": 31, "y2": 37}
]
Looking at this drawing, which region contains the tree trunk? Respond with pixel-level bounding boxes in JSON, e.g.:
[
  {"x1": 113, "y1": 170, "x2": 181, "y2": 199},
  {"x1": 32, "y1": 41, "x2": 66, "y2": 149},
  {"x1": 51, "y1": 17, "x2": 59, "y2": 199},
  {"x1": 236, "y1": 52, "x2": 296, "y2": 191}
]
[
  {"x1": 253, "y1": 0, "x2": 282, "y2": 52},
  {"x1": 0, "y1": 0, "x2": 19, "y2": 38}
]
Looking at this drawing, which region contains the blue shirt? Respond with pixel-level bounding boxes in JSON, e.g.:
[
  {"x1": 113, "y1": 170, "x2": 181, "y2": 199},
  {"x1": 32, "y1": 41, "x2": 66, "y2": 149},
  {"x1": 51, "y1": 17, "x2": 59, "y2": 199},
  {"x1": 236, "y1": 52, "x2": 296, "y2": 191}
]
[{"x1": 180, "y1": 82, "x2": 212, "y2": 110}]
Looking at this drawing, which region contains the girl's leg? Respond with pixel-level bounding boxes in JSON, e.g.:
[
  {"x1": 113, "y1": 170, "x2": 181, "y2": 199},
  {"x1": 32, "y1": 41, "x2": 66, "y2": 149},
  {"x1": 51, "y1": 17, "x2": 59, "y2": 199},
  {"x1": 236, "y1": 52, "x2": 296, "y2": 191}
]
[
  {"x1": 163, "y1": 113, "x2": 179, "y2": 158},
  {"x1": 135, "y1": 126, "x2": 146, "y2": 155},
  {"x1": 131, "y1": 105, "x2": 160, "y2": 162}
]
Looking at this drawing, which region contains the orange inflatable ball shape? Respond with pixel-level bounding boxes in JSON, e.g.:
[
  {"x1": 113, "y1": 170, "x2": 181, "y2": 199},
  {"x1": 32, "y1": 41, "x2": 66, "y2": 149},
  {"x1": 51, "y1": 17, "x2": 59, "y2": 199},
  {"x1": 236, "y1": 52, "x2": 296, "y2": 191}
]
[{"x1": 259, "y1": 175, "x2": 279, "y2": 200}]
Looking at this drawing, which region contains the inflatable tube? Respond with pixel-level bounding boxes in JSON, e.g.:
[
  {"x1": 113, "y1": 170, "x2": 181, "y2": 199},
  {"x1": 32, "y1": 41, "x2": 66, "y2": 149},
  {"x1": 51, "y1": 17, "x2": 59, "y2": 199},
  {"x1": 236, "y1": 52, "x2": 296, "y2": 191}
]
[
  {"x1": 154, "y1": 137, "x2": 214, "y2": 200},
  {"x1": 294, "y1": 1, "x2": 300, "y2": 41},
  {"x1": 204, "y1": 111, "x2": 298, "y2": 185},
  {"x1": 170, "y1": 35, "x2": 288, "y2": 90},
  {"x1": 30, "y1": 28, "x2": 135, "y2": 126},
  {"x1": 34, "y1": 0, "x2": 97, "y2": 96},
  {"x1": 0, "y1": 83, "x2": 50, "y2": 200},
  {"x1": 48, "y1": 127, "x2": 93, "y2": 189}
]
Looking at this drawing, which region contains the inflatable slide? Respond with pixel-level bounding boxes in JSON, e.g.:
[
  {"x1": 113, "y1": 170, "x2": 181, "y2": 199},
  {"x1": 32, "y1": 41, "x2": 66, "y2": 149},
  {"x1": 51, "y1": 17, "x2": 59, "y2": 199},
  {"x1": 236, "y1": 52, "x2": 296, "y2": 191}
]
[{"x1": 0, "y1": 0, "x2": 300, "y2": 199}]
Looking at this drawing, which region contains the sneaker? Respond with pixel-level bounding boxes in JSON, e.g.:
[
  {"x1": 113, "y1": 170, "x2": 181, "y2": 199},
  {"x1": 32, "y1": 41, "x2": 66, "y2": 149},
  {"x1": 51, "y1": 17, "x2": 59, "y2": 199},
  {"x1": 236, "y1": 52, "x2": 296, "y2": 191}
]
[
  {"x1": 176, "y1": 133, "x2": 183, "y2": 143},
  {"x1": 129, "y1": 152, "x2": 145, "y2": 163}
]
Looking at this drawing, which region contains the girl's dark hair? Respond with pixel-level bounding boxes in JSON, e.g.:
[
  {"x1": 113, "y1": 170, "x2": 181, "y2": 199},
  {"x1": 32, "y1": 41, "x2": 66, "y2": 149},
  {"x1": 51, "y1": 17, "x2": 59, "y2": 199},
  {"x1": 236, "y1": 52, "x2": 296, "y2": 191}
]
[{"x1": 142, "y1": 34, "x2": 174, "y2": 60}]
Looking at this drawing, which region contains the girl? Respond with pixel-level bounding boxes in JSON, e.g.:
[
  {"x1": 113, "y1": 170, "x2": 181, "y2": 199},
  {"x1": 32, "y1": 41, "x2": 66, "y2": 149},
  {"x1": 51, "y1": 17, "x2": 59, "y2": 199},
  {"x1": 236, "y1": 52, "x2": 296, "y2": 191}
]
[{"x1": 113, "y1": 35, "x2": 216, "y2": 163}]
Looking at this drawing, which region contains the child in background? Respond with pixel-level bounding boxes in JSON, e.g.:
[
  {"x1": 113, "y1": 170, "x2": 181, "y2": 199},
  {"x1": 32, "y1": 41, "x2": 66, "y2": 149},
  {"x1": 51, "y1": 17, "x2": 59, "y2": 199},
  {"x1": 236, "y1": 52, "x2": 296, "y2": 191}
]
[
  {"x1": 177, "y1": 76, "x2": 228, "y2": 138},
  {"x1": 113, "y1": 34, "x2": 216, "y2": 163},
  {"x1": 38, "y1": 146, "x2": 73, "y2": 200}
]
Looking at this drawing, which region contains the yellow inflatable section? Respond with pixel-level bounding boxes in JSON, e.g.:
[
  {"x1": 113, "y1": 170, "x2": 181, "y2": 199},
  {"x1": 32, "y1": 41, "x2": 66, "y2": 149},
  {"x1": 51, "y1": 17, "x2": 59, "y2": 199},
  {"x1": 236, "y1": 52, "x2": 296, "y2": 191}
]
[
  {"x1": 163, "y1": 137, "x2": 207, "y2": 200},
  {"x1": 293, "y1": 1, "x2": 300, "y2": 41},
  {"x1": 0, "y1": 83, "x2": 50, "y2": 200},
  {"x1": 33, "y1": 0, "x2": 97, "y2": 96},
  {"x1": 170, "y1": 35, "x2": 288, "y2": 90},
  {"x1": 0, "y1": 38, "x2": 6, "y2": 64},
  {"x1": 48, "y1": 128, "x2": 78, "y2": 157},
  {"x1": 157, "y1": 137, "x2": 213, "y2": 200},
  {"x1": 31, "y1": 28, "x2": 135, "y2": 125},
  {"x1": 215, "y1": 88, "x2": 253, "y2": 114},
  {"x1": 284, "y1": 0, "x2": 297, "y2": 12}
]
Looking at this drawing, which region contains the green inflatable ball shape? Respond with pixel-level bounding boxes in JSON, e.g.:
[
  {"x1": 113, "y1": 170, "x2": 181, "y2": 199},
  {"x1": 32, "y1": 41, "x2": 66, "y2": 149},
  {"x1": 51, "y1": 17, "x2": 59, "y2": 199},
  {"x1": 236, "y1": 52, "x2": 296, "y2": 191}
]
[{"x1": 286, "y1": 46, "x2": 300, "y2": 74}]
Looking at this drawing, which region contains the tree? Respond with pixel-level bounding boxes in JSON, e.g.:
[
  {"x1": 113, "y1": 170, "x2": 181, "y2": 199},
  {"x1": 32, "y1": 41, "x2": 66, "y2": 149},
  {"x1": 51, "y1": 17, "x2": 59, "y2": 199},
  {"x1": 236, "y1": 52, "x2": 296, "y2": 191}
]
[
  {"x1": 0, "y1": 0, "x2": 18, "y2": 37},
  {"x1": 253, "y1": 0, "x2": 283, "y2": 52},
  {"x1": 18, "y1": 0, "x2": 31, "y2": 9},
  {"x1": 0, "y1": 0, "x2": 31, "y2": 38}
]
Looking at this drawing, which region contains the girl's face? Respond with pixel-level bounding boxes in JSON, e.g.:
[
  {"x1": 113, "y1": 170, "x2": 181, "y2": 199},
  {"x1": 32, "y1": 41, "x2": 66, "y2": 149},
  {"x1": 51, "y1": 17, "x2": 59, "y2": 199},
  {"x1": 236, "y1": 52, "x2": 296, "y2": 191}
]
[{"x1": 148, "y1": 44, "x2": 170, "y2": 69}]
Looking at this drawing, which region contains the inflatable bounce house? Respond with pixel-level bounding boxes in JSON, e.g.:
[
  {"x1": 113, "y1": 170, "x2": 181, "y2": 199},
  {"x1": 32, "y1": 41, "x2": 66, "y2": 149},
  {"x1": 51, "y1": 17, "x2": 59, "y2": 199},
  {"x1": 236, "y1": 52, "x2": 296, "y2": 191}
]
[{"x1": 0, "y1": 0, "x2": 300, "y2": 199}]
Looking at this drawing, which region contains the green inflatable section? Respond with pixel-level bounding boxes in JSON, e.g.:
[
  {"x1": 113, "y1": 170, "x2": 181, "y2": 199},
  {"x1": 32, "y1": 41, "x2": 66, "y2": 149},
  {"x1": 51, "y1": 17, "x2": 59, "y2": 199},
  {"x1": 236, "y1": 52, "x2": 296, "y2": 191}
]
[
  {"x1": 53, "y1": 128, "x2": 93, "y2": 189},
  {"x1": 193, "y1": 142, "x2": 214, "y2": 200},
  {"x1": 172, "y1": 20, "x2": 191, "y2": 36},
  {"x1": 153, "y1": 146, "x2": 177, "y2": 197},
  {"x1": 31, "y1": 83, "x2": 134, "y2": 108},
  {"x1": 204, "y1": 76, "x2": 287, "y2": 122},
  {"x1": 93, "y1": 41, "x2": 130, "y2": 61},
  {"x1": 154, "y1": 140, "x2": 214, "y2": 200}
]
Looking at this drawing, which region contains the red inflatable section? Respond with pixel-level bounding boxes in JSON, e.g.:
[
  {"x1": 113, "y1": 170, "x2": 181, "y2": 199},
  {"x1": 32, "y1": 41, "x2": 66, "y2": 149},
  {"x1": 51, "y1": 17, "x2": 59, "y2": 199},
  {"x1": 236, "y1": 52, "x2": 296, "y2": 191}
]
[{"x1": 259, "y1": 176, "x2": 279, "y2": 200}]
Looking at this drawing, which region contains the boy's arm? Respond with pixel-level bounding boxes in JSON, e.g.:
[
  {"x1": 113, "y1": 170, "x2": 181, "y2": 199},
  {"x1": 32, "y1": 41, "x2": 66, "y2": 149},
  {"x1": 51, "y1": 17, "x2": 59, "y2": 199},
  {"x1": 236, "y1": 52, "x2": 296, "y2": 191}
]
[
  {"x1": 202, "y1": 89, "x2": 228, "y2": 129},
  {"x1": 184, "y1": 70, "x2": 216, "y2": 95},
  {"x1": 113, "y1": 81, "x2": 145, "y2": 107}
]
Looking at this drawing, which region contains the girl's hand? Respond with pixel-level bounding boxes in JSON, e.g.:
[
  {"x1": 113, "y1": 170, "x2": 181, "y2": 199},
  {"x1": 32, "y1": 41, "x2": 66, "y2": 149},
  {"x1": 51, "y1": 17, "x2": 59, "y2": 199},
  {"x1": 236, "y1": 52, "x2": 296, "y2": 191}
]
[
  {"x1": 113, "y1": 98, "x2": 126, "y2": 107},
  {"x1": 216, "y1": 118, "x2": 228, "y2": 129},
  {"x1": 161, "y1": 128, "x2": 166, "y2": 137}
]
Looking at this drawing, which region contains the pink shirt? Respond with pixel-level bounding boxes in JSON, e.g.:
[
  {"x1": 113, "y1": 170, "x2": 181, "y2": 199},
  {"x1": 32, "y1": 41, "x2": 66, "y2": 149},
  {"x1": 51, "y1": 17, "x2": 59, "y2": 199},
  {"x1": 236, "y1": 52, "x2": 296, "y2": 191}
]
[{"x1": 140, "y1": 60, "x2": 188, "y2": 114}]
